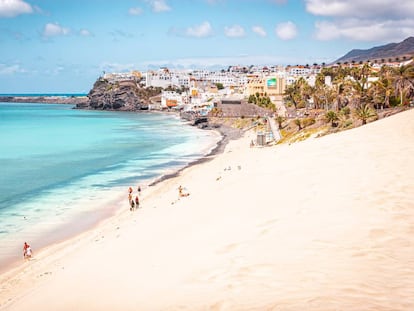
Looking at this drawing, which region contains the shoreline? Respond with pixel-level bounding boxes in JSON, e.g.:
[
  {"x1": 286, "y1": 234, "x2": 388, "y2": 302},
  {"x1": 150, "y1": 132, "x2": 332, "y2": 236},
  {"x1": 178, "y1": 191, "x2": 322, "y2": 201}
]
[
  {"x1": 0, "y1": 122, "x2": 235, "y2": 275},
  {"x1": 148, "y1": 123, "x2": 242, "y2": 187},
  {"x1": 0, "y1": 120, "x2": 244, "y2": 308}
]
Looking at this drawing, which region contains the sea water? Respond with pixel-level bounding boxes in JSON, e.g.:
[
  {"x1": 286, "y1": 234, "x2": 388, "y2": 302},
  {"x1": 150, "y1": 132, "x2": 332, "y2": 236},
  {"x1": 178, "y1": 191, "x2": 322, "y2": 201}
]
[{"x1": 0, "y1": 103, "x2": 220, "y2": 268}]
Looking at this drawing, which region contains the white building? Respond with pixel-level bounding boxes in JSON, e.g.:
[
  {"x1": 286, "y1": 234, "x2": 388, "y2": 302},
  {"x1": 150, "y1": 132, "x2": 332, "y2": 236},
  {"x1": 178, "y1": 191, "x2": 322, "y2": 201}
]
[
  {"x1": 161, "y1": 91, "x2": 188, "y2": 108},
  {"x1": 146, "y1": 69, "x2": 190, "y2": 88}
]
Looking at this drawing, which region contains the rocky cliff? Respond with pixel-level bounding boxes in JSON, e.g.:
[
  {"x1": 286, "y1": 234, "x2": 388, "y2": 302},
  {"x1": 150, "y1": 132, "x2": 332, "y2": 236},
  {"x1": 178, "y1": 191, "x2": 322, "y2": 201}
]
[{"x1": 77, "y1": 78, "x2": 161, "y2": 111}]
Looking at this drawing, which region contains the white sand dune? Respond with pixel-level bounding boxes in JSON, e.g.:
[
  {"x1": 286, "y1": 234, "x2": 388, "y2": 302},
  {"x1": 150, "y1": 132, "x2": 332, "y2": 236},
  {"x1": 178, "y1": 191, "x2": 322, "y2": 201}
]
[{"x1": 1, "y1": 109, "x2": 414, "y2": 311}]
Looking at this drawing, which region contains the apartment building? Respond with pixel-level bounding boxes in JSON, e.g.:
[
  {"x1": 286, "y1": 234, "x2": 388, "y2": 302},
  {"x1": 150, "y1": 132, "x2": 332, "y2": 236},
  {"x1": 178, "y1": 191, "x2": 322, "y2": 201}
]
[
  {"x1": 146, "y1": 69, "x2": 190, "y2": 88},
  {"x1": 161, "y1": 90, "x2": 188, "y2": 108},
  {"x1": 246, "y1": 75, "x2": 286, "y2": 99}
]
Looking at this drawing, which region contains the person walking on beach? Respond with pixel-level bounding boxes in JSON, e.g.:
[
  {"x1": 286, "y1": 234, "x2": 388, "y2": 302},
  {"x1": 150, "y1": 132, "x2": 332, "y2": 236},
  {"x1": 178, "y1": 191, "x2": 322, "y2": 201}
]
[
  {"x1": 128, "y1": 186, "x2": 133, "y2": 203},
  {"x1": 130, "y1": 199, "x2": 135, "y2": 211},
  {"x1": 23, "y1": 242, "x2": 32, "y2": 259},
  {"x1": 137, "y1": 185, "x2": 141, "y2": 195},
  {"x1": 135, "y1": 195, "x2": 140, "y2": 209}
]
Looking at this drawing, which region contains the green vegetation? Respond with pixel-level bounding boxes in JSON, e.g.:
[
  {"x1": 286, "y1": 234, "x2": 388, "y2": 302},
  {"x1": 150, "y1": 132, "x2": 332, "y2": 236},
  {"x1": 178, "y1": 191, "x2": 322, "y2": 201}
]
[
  {"x1": 283, "y1": 61, "x2": 414, "y2": 115},
  {"x1": 325, "y1": 110, "x2": 339, "y2": 127},
  {"x1": 212, "y1": 61, "x2": 414, "y2": 147},
  {"x1": 248, "y1": 93, "x2": 276, "y2": 111},
  {"x1": 275, "y1": 115, "x2": 285, "y2": 129},
  {"x1": 215, "y1": 83, "x2": 224, "y2": 90},
  {"x1": 354, "y1": 104, "x2": 377, "y2": 125},
  {"x1": 277, "y1": 61, "x2": 414, "y2": 141},
  {"x1": 294, "y1": 119, "x2": 302, "y2": 131},
  {"x1": 301, "y1": 117, "x2": 316, "y2": 128}
]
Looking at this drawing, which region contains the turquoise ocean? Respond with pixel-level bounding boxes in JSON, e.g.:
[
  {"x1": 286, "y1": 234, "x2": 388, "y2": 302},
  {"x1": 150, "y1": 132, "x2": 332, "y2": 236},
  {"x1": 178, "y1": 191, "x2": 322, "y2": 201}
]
[{"x1": 0, "y1": 102, "x2": 220, "y2": 269}]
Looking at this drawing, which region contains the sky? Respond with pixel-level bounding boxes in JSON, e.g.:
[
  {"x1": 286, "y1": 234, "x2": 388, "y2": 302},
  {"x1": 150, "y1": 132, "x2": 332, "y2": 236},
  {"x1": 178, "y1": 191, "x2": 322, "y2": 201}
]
[{"x1": 0, "y1": 0, "x2": 413, "y2": 93}]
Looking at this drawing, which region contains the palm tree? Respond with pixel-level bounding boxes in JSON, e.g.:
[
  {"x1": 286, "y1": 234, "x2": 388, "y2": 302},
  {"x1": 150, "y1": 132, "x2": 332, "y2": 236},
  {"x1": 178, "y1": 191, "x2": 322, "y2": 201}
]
[
  {"x1": 392, "y1": 64, "x2": 414, "y2": 106},
  {"x1": 354, "y1": 104, "x2": 376, "y2": 125},
  {"x1": 297, "y1": 77, "x2": 312, "y2": 110},
  {"x1": 331, "y1": 82, "x2": 347, "y2": 111},
  {"x1": 275, "y1": 116, "x2": 285, "y2": 129},
  {"x1": 284, "y1": 84, "x2": 300, "y2": 108},
  {"x1": 294, "y1": 119, "x2": 302, "y2": 131},
  {"x1": 368, "y1": 78, "x2": 393, "y2": 109},
  {"x1": 325, "y1": 110, "x2": 338, "y2": 127},
  {"x1": 320, "y1": 84, "x2": 336, "y2": 110}
]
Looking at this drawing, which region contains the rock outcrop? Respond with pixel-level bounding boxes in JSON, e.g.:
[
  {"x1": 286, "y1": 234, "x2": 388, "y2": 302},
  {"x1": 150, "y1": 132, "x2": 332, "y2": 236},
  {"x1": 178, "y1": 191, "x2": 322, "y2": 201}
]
[
  {"x1": 77, "y1": 78, "x2": 161, "y2": 111},
  {"x1": 0, "y1": 96, "x2": 88, "y2": 105}
]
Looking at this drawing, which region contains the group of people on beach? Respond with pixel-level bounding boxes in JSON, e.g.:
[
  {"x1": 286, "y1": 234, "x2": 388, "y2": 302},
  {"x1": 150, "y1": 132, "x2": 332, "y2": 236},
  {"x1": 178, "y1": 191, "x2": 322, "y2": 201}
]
[
  {"x1": 178, "y1": 185, "x2": 190, "y2": 197},
  {"x1": 128, "y1": 186, "x2": 141, "y2": 211}
]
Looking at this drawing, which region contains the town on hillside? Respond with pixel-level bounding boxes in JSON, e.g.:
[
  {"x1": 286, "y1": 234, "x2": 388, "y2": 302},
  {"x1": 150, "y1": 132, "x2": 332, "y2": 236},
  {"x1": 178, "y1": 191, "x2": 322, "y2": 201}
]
[{"x1": 93, "y1": 56, "x2": 414, "y2": 143}]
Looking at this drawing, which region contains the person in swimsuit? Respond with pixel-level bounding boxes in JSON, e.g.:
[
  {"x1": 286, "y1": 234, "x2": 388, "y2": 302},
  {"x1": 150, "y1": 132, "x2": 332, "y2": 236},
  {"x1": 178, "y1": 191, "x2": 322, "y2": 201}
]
[
  {"x1": 23, "y1": 242, "x2": 32, "y2": 259},
  {"x1": 135, "y1": 196, "x2": 140, "y2": 209}
]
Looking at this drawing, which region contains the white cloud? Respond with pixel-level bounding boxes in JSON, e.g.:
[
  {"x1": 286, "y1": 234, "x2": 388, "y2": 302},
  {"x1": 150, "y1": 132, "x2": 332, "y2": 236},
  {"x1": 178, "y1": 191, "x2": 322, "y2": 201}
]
[
  {"x1": 128, "y1": 7, "x2": 143, "y2": 15},
  {"x1": 79, "y1": 29, "x2": 93, "y2": 37},
  {"x1": 306, "y1": 0, "x2": 414, "y2": 42},
  {"x1": 0, "y1": 0, "x2": 33, "y2": 17},
  {"x1": 224, "y1": 25, "x2": 245, "y2": 38},
  {"x1": 185, "y1": 21, "x2": 213, "y2": 38},
  {"x1": 43, "y1": 23, "x2": 70, "y2": 37},
  {"x1": 0, "y1": 63, "x2": 26, "y2": 74},
  {"x1": 146, "y1": 0, "x2": 171, "y2": 13},
  {"x1": 99, "y1": 62, "x2": 137, "y2": 73},
  {"x1": 252, "y1": 25, "x2": 267, "y2": 37},
  {"x1": 139, "y1": 54, "x2": 304, "y2": 69},
  {"x1": 314, "y1": 21, "x2": 339, "y2": 40},
  {"x1": 315, "y1": 19, "x2": 414, "y2": 42},
  {"x1": 305, "y1": 0, "x2": 414, "y2": 19},
  {"x1": 275, "y1": 21, "x2": 298, "y2": 40}
]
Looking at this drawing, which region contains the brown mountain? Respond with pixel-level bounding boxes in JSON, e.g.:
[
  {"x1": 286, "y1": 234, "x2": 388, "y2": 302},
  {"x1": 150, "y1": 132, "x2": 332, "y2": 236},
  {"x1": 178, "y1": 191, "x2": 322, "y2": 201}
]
[{"x1": 334, "y1": 37, "x2": 414, "y2": 64}]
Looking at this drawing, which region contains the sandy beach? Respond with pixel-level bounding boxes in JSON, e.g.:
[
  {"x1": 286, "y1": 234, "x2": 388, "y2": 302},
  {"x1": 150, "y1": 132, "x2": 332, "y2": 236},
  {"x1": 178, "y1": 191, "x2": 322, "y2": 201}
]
[{"x1": 1, "y1": 109, "x2": 414, "y2": 310}]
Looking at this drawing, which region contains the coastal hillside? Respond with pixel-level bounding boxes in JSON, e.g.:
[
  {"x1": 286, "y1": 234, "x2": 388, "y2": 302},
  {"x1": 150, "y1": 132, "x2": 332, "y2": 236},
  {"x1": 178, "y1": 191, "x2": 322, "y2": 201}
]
[
  {"x1": 334, "y1": 36, "x2": 414, "y2": 63},
  {"x1": 77, "y1": 78, "x2": 161, "y2": 111}
]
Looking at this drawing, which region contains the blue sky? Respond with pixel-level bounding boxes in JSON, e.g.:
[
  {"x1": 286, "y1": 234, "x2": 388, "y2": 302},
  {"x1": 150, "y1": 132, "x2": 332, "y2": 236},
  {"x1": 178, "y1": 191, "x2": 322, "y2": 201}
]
[{"x1": 0, "y1": 0, "x2": 413, "y2": 93}]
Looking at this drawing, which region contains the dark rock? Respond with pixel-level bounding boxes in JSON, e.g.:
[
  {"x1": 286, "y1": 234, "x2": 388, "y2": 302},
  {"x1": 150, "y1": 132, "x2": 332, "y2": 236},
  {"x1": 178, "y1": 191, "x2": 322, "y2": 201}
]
[{"x1": 78, "y1": 78, "x2": 161, "y2": 111}]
